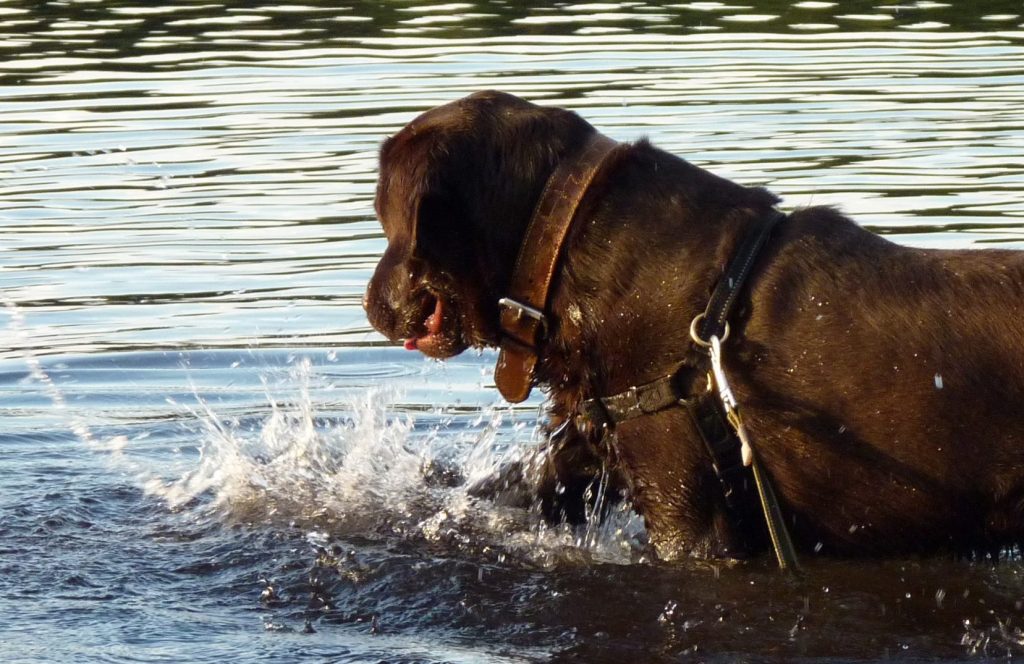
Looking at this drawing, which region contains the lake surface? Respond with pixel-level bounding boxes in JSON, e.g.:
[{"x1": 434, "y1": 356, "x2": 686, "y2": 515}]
[{"x1": 2, "y1": 1, "x2": 1024, "y2": 661}]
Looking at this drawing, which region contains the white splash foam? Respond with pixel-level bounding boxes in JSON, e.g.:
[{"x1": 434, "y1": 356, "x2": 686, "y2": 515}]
[
  {"x1": 145, "y1": 359, "x2": 423, "y2": 524},
  {"x1": 143, "y1": 357, "x2": 646, "y2": 565}
]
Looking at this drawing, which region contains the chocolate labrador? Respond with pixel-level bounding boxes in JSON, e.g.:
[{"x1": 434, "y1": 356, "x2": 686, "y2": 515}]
[{"x1": 364, "y1": 90, "x2": 1024, "y2": 560}]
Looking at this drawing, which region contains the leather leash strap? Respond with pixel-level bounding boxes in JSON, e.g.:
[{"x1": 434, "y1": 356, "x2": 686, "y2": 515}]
[{"x1": 495, "y1": 132, "x2": 619, "y2": 403}]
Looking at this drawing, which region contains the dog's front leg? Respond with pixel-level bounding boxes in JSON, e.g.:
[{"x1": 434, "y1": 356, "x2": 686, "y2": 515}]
[
  {"x1": 612, "y1": 411, "x2": 752, "y2": 560},
  {"x1": 531, "y1": 418, "x2": 626, "y2": 525},
  {"x1": 464, "y1": 414, "x2": 623, "y2": 522}
]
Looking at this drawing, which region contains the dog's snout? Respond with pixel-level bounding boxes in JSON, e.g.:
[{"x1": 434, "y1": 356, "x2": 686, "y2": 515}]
[
  {"x1": 363, "y1": 278, "x2": 395, "y2": 336},
  {"x1": 365, "y1": 249, "x2": 420, "y2": 341}
]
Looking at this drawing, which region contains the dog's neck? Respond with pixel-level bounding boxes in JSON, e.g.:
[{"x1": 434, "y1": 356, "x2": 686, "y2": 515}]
[{"x1": 493, "y1": 131, "x2": 619, "y2": 403}]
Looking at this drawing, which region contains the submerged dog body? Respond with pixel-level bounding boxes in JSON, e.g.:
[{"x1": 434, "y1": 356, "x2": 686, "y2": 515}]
[{"x1": 365, "y1": 90, "x2": 1024, "y2": 559}]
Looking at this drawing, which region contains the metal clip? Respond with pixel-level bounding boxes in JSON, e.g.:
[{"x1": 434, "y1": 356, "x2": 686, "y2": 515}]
[{"x1": 709, "y1": 335, "x2": 753, "y2": 467}]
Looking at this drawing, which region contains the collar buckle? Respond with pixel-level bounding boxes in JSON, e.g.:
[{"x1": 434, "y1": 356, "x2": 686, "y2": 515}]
[
  {"x1": 498, "y1": 297, "x2": 548, "y2": 334},
  {"x1": 498, "y1": 297, "x2": 549, "y2": 350}
]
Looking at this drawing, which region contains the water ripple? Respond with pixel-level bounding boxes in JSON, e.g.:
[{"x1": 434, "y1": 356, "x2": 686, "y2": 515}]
[
  {"x1": 3, "y1": 9, "x2": 1021, "y2": 358},
  {"x1": 2, "y1": 8, "x2": 1024, "y2": 655}
]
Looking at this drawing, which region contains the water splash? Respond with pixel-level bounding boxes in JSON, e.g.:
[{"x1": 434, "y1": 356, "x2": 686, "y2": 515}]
[
  {"x1": 2, "y1": 297, "x2": 100, "y2": 448},
  {"x1": 144, "y1": 357, "x2": 646, "y2": 566},
  {"x1": 1, "y1": 294, "x2": 645, "y2": 568},
  {"x1": 962, "y1": 616, "x2": 1024, "y2": 657}
]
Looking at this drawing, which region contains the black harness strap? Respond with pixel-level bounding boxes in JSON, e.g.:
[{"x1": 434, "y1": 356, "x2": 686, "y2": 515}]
[
  {"x1": 580, "y1": 209, "x2": 791, "y2": 560},
  {"x1": 580, "y1": 368, "x2": 686, "y2": 427},
  {"x1": 697, "y1": 209, "x2": 787, "y2": 343},
  {"x1": 584, "y1": 209, "x2": 786, "y2": 428}
]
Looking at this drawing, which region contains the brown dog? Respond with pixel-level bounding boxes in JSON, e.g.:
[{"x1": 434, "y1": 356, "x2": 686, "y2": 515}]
[{"x1": 365, "y1": 90, "x2": 1024, "y2": 560}]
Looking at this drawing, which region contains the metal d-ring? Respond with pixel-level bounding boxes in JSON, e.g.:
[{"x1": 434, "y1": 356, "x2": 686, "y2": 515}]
[{"x1": 689, "y1": 312, "x2": 730, "y2": 348}]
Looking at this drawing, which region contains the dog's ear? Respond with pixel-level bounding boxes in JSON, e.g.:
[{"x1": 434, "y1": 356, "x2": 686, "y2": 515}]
[
  {"x1": 375, "y1": 136, "x2": 433, "y2": 255},
  {"x1": 375, "y1": 101, "x2": 474, "y2": 257},
  {"x1": 411, "y1": 188, "x2": 472, "y2": 266}
]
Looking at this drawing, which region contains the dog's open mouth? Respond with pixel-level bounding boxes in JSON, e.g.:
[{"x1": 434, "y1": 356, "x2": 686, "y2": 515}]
[
  {"x1": 403, "y1": 293, "x2": 442, "y2": 350},
  {"x1": 404, "y1": 292, "x2": 461, "y2": 358}
]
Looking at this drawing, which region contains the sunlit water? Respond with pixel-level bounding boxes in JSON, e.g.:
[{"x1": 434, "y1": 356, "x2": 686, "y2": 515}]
[{"x1": 2, "y1": 1, "x2": 1024, "y2": 662}]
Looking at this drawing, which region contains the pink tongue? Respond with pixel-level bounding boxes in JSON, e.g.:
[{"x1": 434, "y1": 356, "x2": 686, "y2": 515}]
[
  {"x1": 425, "y1": 297, "x2": 443, "y2": 334},
  {"x1": 403, "y1": 297, "x2": 443, "y2": 351}
]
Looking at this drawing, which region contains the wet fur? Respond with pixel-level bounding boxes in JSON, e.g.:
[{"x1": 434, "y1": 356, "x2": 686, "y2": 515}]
[{"x1": 365, "y1": 91, "x2": 1024, "y2": 559}]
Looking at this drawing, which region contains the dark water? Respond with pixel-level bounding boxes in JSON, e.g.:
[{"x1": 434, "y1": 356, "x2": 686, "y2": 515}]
[{"x1": 3, "y1": 1, "x2": 1024, "y2": 661}]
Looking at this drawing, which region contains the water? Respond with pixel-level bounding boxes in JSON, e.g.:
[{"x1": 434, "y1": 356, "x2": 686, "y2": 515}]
[{"x1": 2, "y1": 1, "x2": 1024, "y2": 661}]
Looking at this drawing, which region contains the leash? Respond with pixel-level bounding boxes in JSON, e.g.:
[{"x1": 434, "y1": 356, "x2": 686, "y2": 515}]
[
  {"x1": 693, "y1": 210, "x2": 799, "y2": 571},
  {"x1": 708, "y1": 334, "x2": 800, "y2": 572},
  {"x1": 585, "y1": 210, "x2": 801, "y2": 572}
]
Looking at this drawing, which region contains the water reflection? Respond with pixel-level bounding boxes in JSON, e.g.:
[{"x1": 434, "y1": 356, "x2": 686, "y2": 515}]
[
  {"x1": 2, "y1": 1, "x2": 1022, "y2": 65},
  {"x1": 2, "y1": 2, "x2": 1023, "y2": 365},
  {"x1": 2, "y1": 1, "x2": 1023, "y2": 363}
]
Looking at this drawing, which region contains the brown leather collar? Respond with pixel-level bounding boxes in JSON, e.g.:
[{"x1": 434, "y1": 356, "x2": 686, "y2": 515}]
[{"x1": 494, "y1": 131, "x2": 619, "y2": 403}]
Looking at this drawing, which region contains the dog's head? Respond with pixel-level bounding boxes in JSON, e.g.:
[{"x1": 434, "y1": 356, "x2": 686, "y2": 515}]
[{"x1": 364, "y1": 91, "x2": 594, "y2": 358}]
